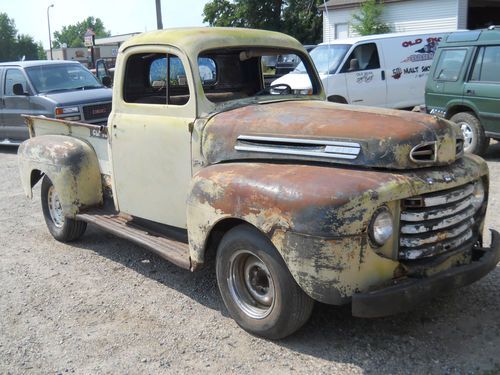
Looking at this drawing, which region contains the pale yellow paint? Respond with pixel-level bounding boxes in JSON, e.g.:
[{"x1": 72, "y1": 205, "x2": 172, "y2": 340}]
[{"x1": 109, "y1": 44, "x2": 195, "y2": 228}]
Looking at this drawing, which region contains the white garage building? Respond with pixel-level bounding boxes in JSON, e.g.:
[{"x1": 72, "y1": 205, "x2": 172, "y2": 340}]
[{"x1": 320, "y1": 0, "x2": 500, "y2": 42}]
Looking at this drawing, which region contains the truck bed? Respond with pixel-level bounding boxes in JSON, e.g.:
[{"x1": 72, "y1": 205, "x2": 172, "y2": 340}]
[{"x1": 23, "y1": 115, "x2": 111, "y2": 175}]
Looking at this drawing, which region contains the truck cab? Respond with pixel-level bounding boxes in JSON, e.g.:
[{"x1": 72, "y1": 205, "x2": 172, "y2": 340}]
[{"x1": 17, "y1": 28, "x2": 499, "y2": 339}]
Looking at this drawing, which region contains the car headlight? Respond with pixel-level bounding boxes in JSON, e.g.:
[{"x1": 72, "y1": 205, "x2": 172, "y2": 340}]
[
  {"x1": 292, "y1": 89, "x2": 312, "y2": 95},
  {"x1": 471, "y1": 180, "x2": 485, "y2": 211},
  {"x1": 55, "y1": 106, "x2": 80, "y2": 116},
  {"x1": 369, "y1": 207, "x2": 394, "y2": 246}
]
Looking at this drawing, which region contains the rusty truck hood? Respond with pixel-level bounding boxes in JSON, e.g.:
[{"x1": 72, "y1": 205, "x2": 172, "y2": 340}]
[{"x1": 201, "y1": 101, "x2": 461, "y2": 169}]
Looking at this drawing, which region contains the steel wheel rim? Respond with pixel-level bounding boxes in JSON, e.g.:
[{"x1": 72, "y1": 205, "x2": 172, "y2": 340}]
[
  {"x1": 228, "y1": 250, "x2": 275, "y2": 319},
  {"x1": 459, "y1": 122, "x2": 475, "y2": 152},
  {"x1": 47, "y1": 185, "x2": 64, "y2": 228}
]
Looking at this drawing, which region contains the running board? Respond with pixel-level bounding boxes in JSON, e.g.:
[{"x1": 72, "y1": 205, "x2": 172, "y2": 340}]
[{"x1": 76, "y1": 211, "x2": 191, "y2": 270}]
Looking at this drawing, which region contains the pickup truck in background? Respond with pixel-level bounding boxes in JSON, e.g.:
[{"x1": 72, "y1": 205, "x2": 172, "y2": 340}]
[
  {"x1": 17, "y1": 28, "x2": 499, "y2": 339},
  {"x1": 0, "y1": 60, "x2": 112, "y2": 145}
]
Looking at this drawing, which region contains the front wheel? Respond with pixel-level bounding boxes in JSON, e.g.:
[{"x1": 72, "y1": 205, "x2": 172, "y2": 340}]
[
  {"x1": 450, "y1": 112, "x2": 490, "y2": 155},
  {"x1": 216, "y1": 224, "x2": 314, "y2": 339},
  {"x1": 41, "y1": 176, "x2": 87, "y2": 242}
]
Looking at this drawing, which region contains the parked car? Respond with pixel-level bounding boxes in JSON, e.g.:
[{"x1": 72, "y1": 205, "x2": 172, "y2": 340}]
[
  {"x1": 425, "y1": 27, "x2": 500, "y2": 155},
  {"x1": 0, "y1": 60, "x2": 112, "y2": 145},
  {"x1": 18, "y1": 27, "x2": 498, "y2": 339},
  {"x1": 273, "y1": 30, "x2": 452, "y2": 108}
]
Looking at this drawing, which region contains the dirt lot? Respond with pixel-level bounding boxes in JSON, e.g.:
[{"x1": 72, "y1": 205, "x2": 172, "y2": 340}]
[{"x1": 1, "y1": 143, "x2": 500, "y2": 375}]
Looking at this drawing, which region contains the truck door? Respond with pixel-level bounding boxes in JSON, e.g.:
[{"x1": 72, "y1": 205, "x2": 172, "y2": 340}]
[
  {"x1": 110, "y1": 47, "x2": 195, "y2": 229},
  {"x1": 340, "y1": 42, "x2": 387, "y2": 107},
  {"x1": 2, "y1": 68, "x2": 33, "y2": 141},
  {"x1": 464, "y1": 45, "x2": 500, "y2": 135}
]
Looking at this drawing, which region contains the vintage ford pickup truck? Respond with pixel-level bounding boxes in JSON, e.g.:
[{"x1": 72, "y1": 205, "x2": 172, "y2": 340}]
[{"x1": 18, "y1": 28, "x2": 499, "y2": 339}]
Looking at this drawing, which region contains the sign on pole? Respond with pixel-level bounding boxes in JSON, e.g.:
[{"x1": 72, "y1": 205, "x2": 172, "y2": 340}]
[{"x1": 84, "y1": 29, "x2": 95, "y2": 47}]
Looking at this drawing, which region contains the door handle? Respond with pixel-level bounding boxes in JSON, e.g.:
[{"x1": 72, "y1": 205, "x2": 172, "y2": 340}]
[
  {"x1": 466, "y1": 89, "x2": 475, "y2": 95},
  {"x1": 381, "y1": 71, "x2": 386, "y2": 80}
]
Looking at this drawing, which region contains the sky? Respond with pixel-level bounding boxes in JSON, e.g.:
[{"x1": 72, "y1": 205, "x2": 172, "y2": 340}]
[{"x1": 1, "y1": 0, "x2": 209, "y2": 48}]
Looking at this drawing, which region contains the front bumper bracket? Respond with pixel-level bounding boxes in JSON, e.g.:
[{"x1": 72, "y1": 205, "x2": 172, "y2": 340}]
[{"x1": 352, "y1": 229, "x2": 500, "y2": 318}]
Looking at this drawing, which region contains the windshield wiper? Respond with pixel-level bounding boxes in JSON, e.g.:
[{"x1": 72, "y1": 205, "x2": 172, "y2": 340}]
[{"x1": 74, "y1": 85, "x2": 102, "y2": 90}]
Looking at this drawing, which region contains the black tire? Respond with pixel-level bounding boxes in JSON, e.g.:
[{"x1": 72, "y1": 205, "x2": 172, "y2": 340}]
[
  {"x1": 41, "y1": 176, "x2": 87, "y2": 242},
  {"x1": 216, "y1": 224, "x2": 314, "y2": 339},
  {"x1": 450, "y1": 112, "x2": 490, "y2": 155}
]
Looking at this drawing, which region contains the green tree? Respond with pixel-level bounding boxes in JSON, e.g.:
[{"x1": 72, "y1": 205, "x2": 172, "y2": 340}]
[
  {"x1": 16, "y1": 34, "x2": 40, "y2": 60},
  {"x1": 351, "y1": 0, "x2": 390, "y2": 36},
  {"x1": 53, "y1": 17, "x2": 110, "y2": 48},
  {"x1": 202, "y1": 0, "x2": 322, "y2": 44},
  {"x1": 0, "y1": 13, "x2": 45, "y2": 62},
  {"x1": 0, "y1": 13, "x2": 18, "y2": 61},
  {"x1": 282, "y1": 0, "x2": 323, "y2": 44}
]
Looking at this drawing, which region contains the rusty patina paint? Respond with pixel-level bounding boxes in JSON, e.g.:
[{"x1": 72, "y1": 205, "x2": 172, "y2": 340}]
[
  {"x1": 187, "y1": 155, "x2": 487, "y2": 303},
  {"x1": 18, "y1": 135, "x2": 103, "y2": 217},
  {"x1": 201, "y1": 100, "x2": 459, "y2": 169}
]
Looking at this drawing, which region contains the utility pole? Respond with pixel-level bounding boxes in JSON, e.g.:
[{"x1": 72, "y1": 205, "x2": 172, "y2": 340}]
[
  {"x1": 47, "y1": 4, "x2": 54, "y2": 59},
  {"x1": 155, "y1": 0, "x2": 163, "y2": 29}
]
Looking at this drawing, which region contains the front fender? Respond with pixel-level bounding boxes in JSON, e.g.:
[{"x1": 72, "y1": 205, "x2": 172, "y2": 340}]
[
  {"x1": 186, "y1": 159, "x2": 488, "y2": 303},
  {"x1": 186, "y1": 162, "x2": 411, "y2": 262},
  {"x1": 18, "y1": 135, "x2": 103, "y2": 217}
]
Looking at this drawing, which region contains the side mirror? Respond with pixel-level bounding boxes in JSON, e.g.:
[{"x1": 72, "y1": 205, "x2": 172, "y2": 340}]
[
  {"x1": 13, "y1": 83, "x2": 28, "y2": 96},
  {"x1": 101, "y1": 75, "x2": 112, "y2": 88}
]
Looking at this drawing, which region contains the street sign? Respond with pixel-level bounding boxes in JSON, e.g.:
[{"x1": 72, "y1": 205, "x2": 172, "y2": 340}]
[
  {"x1": 84, "y1": 29, "x2": 95, "y2": 47},
  {"x1": 84, "y1": 35, "x2": 94, "y2": 47}
]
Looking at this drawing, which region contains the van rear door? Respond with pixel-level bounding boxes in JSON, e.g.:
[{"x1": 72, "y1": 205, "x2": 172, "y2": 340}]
[{"x1": 340, "y1": 42, "x2": 387, "y2": 107}]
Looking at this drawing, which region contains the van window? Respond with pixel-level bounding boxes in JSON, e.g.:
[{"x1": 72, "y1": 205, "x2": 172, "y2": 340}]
[
  {"x1": 341, "y1": 43, "x2": 380, "y2": 73},
  {"x1": 294, "y1": 44, "x2": 350, "y2": 74},
  {"x1": 123, "y1": 53, "x2": 191, "y2": 105},
  {"x1": 4, "y1": 69, "x2": 28, "y2": 96},
  {"x1": 470, "y1": 46, "x2": 500, "y2": 83},
  {"x1": 433, "y1": 49, "x2": 467, "y2": 81}
]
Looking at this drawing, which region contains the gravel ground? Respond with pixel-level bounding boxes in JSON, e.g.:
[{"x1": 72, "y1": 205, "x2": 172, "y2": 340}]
[{"x1": 1, "y1": 142, "x2": 499, "y2": 375}]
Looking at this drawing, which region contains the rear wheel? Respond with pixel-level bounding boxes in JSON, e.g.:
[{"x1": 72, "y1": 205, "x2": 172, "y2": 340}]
[
  {"x1": 41, "y1": 176, "x2": 87, "y2": 242},
  {"x1": 216, "y1": 224, "x2": 314, "y2": 339},
  {"x1": 450, "y1": 112, "x2": 490, "y2": 155}
]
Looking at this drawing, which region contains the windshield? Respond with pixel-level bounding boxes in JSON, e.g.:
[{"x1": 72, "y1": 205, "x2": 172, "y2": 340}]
[
  {"x1": 25, "y1": 64, "x2": 103, "y2": 93},
  {"x1": 293, "y1": 44, "x2": 351, "y2": 74}
]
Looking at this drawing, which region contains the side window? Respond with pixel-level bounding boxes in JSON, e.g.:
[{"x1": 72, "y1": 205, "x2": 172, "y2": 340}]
[
  {"x1": 341, "y1": 43, "x2": 380, "y2": 72},
  {"x1": 123, "y1": 52, "x2": 190, "y2": 105},
  {"x1": 5, "y1": 69, "x2": 28, "y2": 96},
  {"x1": 471, "y1": 46, "x2": 500, "y2": 83},
  {"x1": 433, "y1": 49, "x2": 467, "y2": 81}
]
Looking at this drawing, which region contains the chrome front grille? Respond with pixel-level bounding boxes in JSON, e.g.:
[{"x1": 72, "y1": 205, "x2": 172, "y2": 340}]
[{"x1": 399, "y1": 183, "x2": 476, "y2": 260}]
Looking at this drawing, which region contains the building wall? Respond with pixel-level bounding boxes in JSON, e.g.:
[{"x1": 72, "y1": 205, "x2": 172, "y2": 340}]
[{"x1": 323, "y1": 0, "x2": 460, "y2": 42}]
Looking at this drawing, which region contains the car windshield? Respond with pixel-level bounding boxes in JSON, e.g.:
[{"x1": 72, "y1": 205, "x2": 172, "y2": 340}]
[
  {"x1": 293, "y1": 44, "x2": 351, "y2": 74},
  {"x1": 25, "y1": 64, "x2": 103, "y2": 94},
  {"x1": 197, "y1": 47, "x2": 320, "y2": 107}
]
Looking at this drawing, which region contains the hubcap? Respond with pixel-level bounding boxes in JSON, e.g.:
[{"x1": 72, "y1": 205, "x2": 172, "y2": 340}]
[
  {"x1": 47, "y1": 185, "x2": 64, "y2": 228},
  {"x1": 228, "y1": 250, "x2": 275, "y2": 319},
  {"x1": 459, "y1": 122, "x2": 475, "y2": 152}
]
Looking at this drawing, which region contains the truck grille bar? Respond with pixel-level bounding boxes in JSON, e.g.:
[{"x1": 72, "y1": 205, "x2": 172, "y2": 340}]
[{"x1": 399, "y1": 183, "x2": 476, "y2": 260}]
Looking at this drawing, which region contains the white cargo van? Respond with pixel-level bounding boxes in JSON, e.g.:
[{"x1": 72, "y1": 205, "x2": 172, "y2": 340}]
[{"x1": 273, "y1": 31, "x2": 453, "y2": 109}]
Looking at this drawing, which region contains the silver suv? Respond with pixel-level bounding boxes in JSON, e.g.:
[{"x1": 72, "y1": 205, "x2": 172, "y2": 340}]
[{"x1": 0, "y1": 60, "x2": 112, "y2": 145}]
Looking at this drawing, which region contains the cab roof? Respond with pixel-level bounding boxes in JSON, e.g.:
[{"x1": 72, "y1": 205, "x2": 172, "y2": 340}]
[{"x1": 119, "y1": 27, "x2": 304, "y2": 55}]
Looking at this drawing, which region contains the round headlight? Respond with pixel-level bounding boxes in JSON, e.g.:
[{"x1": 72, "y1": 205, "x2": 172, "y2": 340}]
[
  {"x1": 369, "y1": 207, "x2": 394, "y2": 246},
  {"x1": 471, "y1": 180, "x2": 485, "y2": 211}
]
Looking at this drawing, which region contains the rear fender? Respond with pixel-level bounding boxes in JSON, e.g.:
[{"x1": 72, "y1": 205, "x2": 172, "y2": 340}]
[{"x1": 18, "y1": 135, "x2": 103, "y2": 217}]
